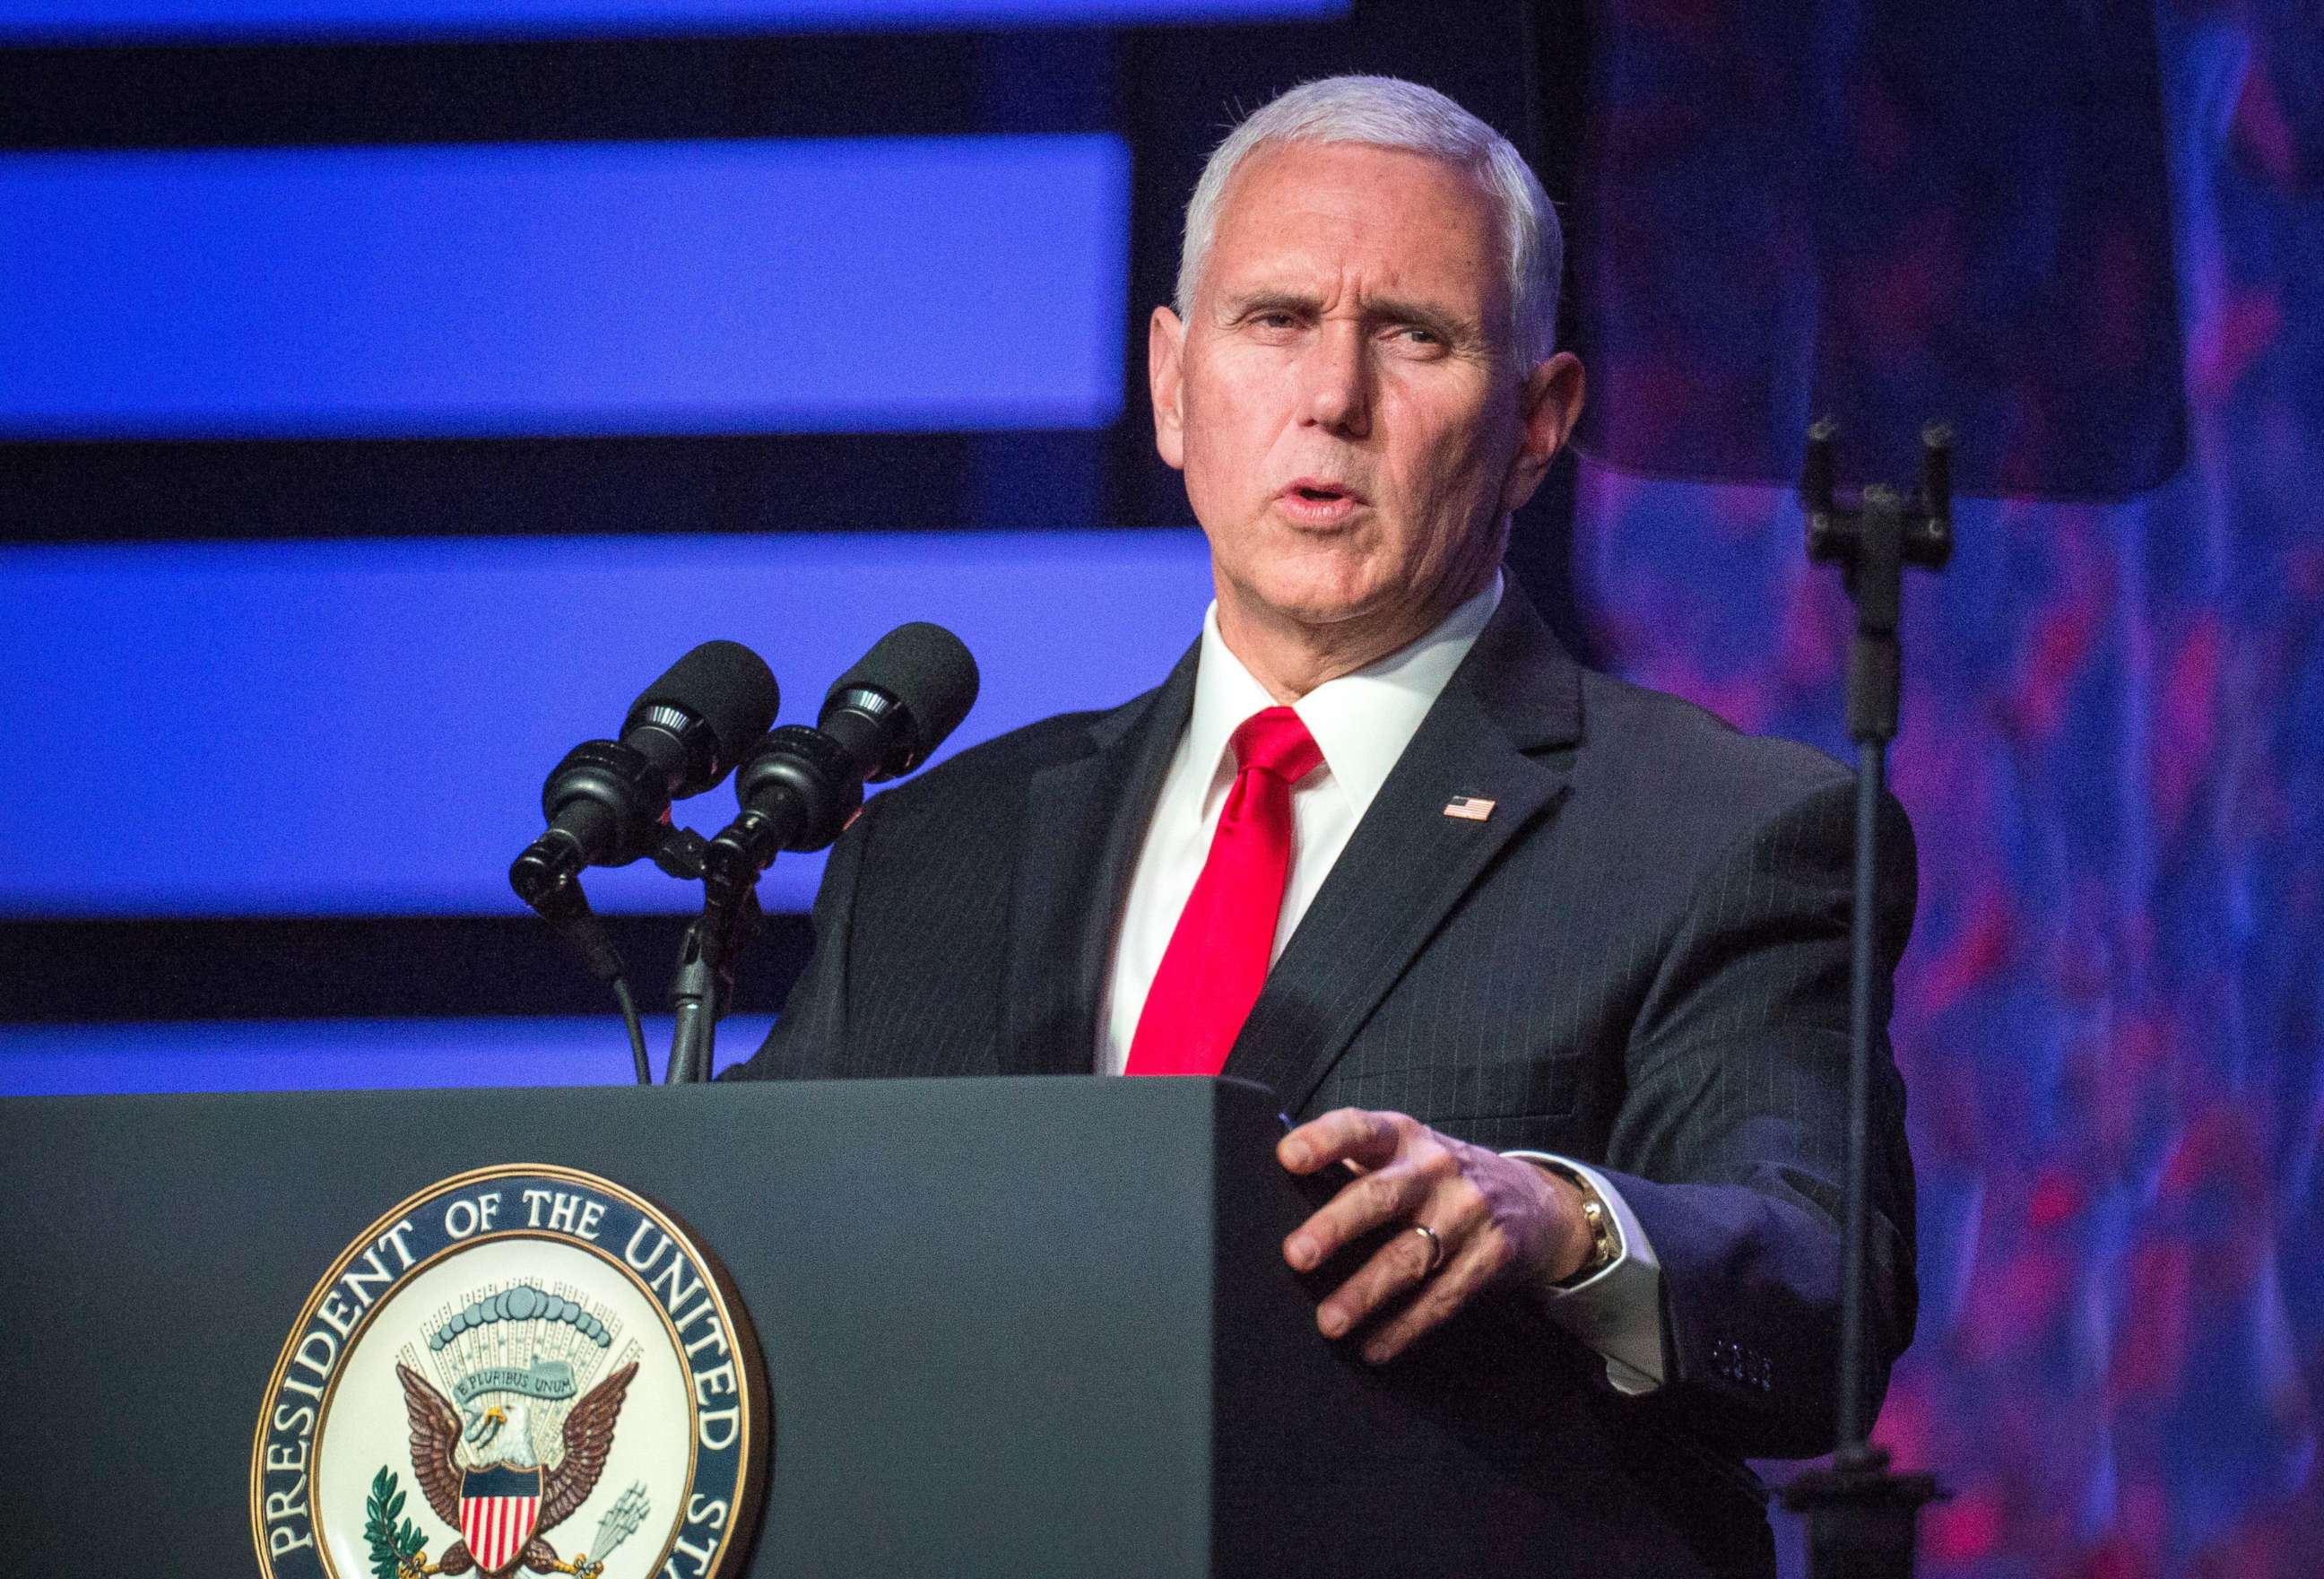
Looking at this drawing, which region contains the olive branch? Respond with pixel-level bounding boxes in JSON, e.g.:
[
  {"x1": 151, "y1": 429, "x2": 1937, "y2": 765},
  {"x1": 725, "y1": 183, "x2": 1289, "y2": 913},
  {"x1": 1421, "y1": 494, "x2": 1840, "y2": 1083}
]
[{"x1": 364, "y1": 1466, "x2": 429, "y2": 1579}]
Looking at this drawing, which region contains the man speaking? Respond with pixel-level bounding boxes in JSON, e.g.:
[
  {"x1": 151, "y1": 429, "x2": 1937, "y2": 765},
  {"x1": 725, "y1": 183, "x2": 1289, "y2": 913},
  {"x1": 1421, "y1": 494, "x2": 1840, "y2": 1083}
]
[{"x1": 728, "y1": 75, "x2": 1915, "y2": 1575}]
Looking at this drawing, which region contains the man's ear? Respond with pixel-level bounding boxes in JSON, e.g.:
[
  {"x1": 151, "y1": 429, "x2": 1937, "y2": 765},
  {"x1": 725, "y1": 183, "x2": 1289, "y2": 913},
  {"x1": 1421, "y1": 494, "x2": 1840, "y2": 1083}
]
[
  {"x1": 1149, "y1": 304, "x2": 1187, "y2": 472},
  {"x1": 1498, "y1": 351, "x2": 1585, "y2": 514}
]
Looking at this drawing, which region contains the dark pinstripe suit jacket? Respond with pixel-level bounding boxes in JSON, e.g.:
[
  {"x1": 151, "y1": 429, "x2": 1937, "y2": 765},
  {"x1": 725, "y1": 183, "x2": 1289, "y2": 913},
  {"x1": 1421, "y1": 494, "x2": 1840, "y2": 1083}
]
[{"x1": 727, "y1": 588, "x2": 1917, "y2": 1576}]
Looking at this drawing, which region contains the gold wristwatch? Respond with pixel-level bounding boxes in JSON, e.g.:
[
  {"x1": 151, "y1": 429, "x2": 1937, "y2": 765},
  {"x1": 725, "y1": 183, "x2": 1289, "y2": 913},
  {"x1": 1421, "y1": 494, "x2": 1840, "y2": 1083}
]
[{"x1": 1542, "y1": 1160, "x2": 1620, "y2": 1288}]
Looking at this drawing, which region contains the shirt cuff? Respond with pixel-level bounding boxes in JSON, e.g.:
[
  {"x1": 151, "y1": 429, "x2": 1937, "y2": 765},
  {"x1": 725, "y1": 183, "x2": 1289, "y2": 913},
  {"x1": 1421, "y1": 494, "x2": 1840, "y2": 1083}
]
[{"x1": 1504, "y1": 1150, "x2": 1668, "y2": 1395}]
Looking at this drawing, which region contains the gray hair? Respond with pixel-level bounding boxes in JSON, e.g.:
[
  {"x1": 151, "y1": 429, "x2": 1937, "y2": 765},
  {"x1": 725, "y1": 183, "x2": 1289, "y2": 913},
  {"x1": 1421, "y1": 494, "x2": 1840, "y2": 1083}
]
[{"x1": 1173, "y1": 75, "x2": 1562, "y2": 366}]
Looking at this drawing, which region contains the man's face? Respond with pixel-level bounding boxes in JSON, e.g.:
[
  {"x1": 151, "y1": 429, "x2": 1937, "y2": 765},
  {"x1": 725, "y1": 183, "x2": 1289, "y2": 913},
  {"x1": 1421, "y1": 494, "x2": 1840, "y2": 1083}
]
[{"x1": 1149, "y1": 140, "x2": 1582, "y2": 653}]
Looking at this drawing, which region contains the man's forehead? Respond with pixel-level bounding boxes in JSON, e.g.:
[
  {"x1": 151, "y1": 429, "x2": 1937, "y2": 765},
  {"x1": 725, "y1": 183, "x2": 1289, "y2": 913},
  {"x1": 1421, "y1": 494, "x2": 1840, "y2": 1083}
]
[{"x1": 1201, "y1": 142, "x2": 1505, "y2": 309}]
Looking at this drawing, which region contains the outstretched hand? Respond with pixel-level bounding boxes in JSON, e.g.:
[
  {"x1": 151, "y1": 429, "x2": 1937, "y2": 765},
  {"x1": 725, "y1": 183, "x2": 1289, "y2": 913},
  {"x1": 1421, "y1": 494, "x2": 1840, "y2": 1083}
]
[{"x1": 1278, "y1": 1107, "x2": 1592, "y2": 1363}]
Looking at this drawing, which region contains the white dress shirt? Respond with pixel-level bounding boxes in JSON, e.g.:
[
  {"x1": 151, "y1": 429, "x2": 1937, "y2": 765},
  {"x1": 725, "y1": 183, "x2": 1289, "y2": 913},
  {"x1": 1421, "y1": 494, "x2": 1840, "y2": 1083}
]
[{"x1": 1097, "y1": 574, "x2": 1668, "y2": 1392}]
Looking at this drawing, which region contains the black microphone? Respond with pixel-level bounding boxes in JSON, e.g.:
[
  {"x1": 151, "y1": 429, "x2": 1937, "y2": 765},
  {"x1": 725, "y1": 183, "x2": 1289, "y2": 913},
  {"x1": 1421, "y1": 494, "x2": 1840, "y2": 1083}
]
[
  {"x1": 509, "y1": 640, "x2": 780, "y2": 922},
  {"x1": 666, "y1": 624, "x2": 974, "y2": 1084},
  {"x1": 706, "y1": 622, "x2": 978, "y2": 879},
  {"x1": 820, "y1": 620, "x2": 983, "y2": 785}
]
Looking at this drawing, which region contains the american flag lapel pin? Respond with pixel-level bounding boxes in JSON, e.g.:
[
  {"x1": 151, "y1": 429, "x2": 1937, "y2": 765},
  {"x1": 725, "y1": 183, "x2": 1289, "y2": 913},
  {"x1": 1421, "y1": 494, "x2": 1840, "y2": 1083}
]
[{"x1": 1442, "y1": 794, "x2": 1496, "y2": 821}]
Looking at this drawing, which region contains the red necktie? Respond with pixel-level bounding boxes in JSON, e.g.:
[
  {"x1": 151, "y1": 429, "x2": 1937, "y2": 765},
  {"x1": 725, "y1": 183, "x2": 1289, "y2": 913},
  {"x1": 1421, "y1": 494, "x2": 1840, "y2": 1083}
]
[{"x1": 1125, "y1": 707, "x2": 1323, "y2": 1076}]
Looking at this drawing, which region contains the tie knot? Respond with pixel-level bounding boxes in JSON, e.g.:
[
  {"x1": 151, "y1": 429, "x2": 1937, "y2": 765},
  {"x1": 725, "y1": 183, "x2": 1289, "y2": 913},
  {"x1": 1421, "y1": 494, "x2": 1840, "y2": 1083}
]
[{"x1": 1229, "y1": 706, "x2": 1322, "y2": 785}]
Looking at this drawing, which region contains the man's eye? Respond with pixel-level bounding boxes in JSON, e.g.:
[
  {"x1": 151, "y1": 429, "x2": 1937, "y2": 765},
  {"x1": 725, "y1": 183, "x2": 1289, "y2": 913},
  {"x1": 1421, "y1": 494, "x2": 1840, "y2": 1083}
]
[{"x1": 1397, "y1": 325, "x2": 1441, "y2": 345}]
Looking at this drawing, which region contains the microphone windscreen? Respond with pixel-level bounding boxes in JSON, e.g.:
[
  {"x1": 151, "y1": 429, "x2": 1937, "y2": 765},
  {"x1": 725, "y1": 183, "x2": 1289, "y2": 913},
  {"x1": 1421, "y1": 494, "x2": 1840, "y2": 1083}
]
[
  {"x1": 828, "y1": 621, "x2": 980, "y2": 762},
  {"x1": 627, "y1": 639, "x2": 780, "y2": 762}
]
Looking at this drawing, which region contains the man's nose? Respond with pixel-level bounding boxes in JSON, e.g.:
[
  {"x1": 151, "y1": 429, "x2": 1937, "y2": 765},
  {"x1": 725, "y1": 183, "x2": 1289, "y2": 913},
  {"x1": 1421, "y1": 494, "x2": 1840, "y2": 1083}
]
[{"x1": 1301, "y1": 322, "x2": 1373, "y2": 438}]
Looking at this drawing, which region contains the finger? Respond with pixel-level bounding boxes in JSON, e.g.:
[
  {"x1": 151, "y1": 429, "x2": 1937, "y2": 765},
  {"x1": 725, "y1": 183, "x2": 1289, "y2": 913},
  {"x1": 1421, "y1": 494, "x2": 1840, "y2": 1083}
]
[
  {"x1": 1279, "y1": 1107, "x2": 1405, "y2": 1175},
  {"x1": 1313, "y1": 1219, "x2": 1449, "y2": 1340},
  {"x1": 1358, "y1": 1235, "x2": 1505, "y2": 1364},
  {"x1": 1282, "y1": 1160, "x2": 1428, "y2": 1272}
]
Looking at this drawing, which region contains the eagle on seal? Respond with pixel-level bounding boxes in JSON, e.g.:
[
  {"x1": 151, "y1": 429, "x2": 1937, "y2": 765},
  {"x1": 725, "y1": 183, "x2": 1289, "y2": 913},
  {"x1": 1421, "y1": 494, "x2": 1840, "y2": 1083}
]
[{"x1": 395, "y1": 1360, "x2": 637, "y2": 1577}]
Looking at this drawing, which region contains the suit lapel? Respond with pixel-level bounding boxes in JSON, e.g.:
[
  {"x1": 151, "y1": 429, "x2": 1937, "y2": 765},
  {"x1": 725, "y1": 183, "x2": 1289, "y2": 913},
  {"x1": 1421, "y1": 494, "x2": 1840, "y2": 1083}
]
[
  {"x1": 996, "y1": 644, "x2": 1199, "y2": 1076},
  {"x1": 1222, "y1": 593, "x2": 1585, "y2": 1114}
]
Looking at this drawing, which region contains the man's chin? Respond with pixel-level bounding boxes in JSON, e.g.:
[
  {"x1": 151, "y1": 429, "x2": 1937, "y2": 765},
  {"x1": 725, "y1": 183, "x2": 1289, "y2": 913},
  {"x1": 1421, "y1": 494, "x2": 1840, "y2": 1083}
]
[
  {"x1": 1222, "y1": 557, "x2": 1492, "y2": 660},
  {"x1": 1231, "y1": 575, "x2": 1384, "y2": 632}
]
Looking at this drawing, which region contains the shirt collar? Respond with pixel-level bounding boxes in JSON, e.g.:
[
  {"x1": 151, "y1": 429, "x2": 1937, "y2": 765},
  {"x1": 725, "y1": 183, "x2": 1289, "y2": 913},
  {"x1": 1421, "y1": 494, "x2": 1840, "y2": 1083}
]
[{"x1": 1186, "y1": 571, "x2": 1503, "y2": 817}]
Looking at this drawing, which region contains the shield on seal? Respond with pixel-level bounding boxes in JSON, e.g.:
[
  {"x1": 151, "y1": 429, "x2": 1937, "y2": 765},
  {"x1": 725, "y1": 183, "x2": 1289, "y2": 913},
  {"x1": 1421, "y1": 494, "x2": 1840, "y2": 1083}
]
[{"x1": 460, "y1": 1463, "x2": 544, "y2": 1574}]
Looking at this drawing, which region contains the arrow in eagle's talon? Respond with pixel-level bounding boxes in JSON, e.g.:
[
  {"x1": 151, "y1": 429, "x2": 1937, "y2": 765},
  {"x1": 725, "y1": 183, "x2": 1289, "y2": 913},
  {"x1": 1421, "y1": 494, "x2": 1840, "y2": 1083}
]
[{"x1": 588, "y1": 1481, "x2": 651, "y2": 1566}]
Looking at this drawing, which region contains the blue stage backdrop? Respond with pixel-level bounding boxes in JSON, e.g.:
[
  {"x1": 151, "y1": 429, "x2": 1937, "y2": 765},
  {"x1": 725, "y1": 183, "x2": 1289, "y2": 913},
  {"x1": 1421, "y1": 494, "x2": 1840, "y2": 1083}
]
[
  {"x1": 0, "y1": 531, "x2": 1214, "y2": 917},
  {"x1": 0, "y1": 3, "x2": 2317, "y2": 1576},
  {"x1": 0, "y1": 136, "x2": 1129, "y2": 437}
]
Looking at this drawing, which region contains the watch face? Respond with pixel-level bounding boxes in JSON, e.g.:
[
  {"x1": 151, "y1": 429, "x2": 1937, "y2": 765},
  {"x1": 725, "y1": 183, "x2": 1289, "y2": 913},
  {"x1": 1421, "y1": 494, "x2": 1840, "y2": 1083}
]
[{"x1": 1581, "y1": 1197, "x2": 1616, "y2": 1271}]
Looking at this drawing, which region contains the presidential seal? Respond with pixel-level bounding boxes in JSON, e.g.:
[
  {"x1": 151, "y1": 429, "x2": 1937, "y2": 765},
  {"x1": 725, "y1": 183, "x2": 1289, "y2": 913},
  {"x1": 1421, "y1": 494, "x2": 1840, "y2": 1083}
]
[{"x1": 251, "y1": 1165, "x2": 766, "y2": 1579}]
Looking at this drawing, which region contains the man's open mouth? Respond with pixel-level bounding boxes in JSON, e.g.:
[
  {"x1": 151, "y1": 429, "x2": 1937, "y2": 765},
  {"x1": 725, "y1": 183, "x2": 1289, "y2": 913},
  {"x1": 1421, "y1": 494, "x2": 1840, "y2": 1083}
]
[{"x1": 1283, "y1": 478, "x2": 1365, "y2": 507}]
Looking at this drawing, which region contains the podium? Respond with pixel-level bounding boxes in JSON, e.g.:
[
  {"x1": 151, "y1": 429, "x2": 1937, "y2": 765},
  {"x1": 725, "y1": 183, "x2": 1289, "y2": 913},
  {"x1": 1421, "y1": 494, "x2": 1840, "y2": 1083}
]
[
  {"x1": 0, "y1": 1074, "x2": 1612, "y2": 1576},
  {"x1": 5, "y1": 1073, "x2": 1787, "y2": 1575}
]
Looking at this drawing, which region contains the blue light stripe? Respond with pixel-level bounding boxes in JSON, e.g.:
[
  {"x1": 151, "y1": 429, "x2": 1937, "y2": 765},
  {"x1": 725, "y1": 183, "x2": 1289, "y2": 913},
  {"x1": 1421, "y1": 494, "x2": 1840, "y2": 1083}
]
[
  {"x1": 0, "y1": 0, "x2": 1342, "y2": 40},
  {"x1": 0, "y1": 1017, "x2": 777, "y2": 1095},
  {"x1": 0, "y1": 137, "x2": 1128, "y2": 439},
  {"x1": 0, "y1": 531, "x2": 1215, "y2": 918}
]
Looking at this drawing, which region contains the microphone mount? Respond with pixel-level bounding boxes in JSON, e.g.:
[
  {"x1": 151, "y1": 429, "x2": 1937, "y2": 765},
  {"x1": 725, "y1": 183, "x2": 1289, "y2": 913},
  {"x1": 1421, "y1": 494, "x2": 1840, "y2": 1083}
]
[
  {"x1": 1802, "y1": 419, "x2": 1955, "y2": 749},
  {"x1": 668, "y1": 724, "x2": 862, "y2": 1085},
  {"x1": 508, "y1": 739, "x2": 668, "y2": 908},
  {"x1": 653, "y1": 822, "x2": 764, "y2": 1086},
  {"x1": 708, "y1": 724, "x2": 864, "y2": 883}
]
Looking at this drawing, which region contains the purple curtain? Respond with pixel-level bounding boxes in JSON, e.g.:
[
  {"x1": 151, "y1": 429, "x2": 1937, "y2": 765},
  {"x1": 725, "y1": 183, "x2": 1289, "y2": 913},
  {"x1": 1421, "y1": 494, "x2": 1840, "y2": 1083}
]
[{"x1": 1574, "y1": 2, "x2": 2323, "y2": 1574}]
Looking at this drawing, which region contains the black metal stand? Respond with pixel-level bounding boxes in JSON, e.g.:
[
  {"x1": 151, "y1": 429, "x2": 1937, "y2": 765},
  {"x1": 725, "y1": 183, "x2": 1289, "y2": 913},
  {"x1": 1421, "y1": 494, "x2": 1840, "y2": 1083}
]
[
  {"x1": 1778, "y1": 419, "x2": 1951, "y2": 1577},
  {"x1": 505, "y1": 863, "x2": 654, "y2": 1084},
  {"x1": 664, "y1": 920, "x2": 721, "y2": 1085},
  {"x1": 653, "y1": 826, "x2": 761, "y2": 1084}
]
